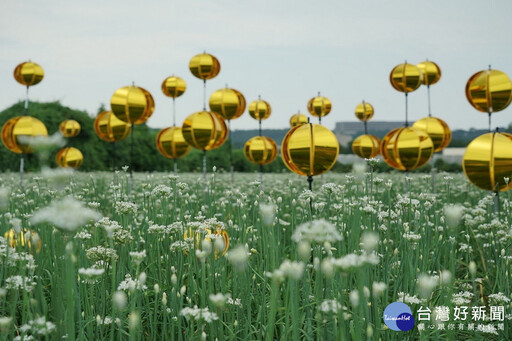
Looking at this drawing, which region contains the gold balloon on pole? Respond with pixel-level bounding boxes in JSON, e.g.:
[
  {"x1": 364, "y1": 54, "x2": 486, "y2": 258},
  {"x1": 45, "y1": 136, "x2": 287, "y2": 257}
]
[
  {"x1": 281, "y1": 123, "x2": 339, "y2": 177},
  {"x1": 110, "y1": 85, "x2": 155, "y2": 124},
  {"x1": 59, "y1": 120, "x2": 81, "y2": 138},
  {"x1": 184, "y1": 227, "x2": 229, "y2": 258},
  {"x1": 13, "y1": 61, "x2": 44, "y2": 86},
  {"x1": 412, "y1": 117, "x2": 451, "y2": 152},
  {"x1": 161, "y1": 76, "x2": 187, "y2": 98},
  {"x1": 389, "y1": 63, "x2": 423, "y2": 93},
  {"x1": 209, "y1": 88, "x2": 246, "y2": 121},
  {"x1": 289, "y1": 112, "x2": 308, "y2": 128},
  {"x1": 380, "y1": 127, "x2": 434, "y2": 171},
  {"x1": 352, "y1": 134, "x2": 381, "y2": 159},
  {"x1": 94, "y1": 111, "x2": 132, "y2": 142},
  {"x1": 307, "y1": 95, "x2": 332, "y2": 119},
  {"x1": 189, "y1": 53, "x2": 221, "y2": 80},
  {"x1": 463, "y1": 132, "x2": 512, "y2": 192},
  {"x1": 4, "y1": 228, "x2": 42, "y2": 254},
  {"x1": 417, "y1": 61, "x2": 441, "y2": 86},
  {"x1": 182, "y1": 111, "x2": 227, "y2": 150},
  {"x1": 355, "y1": 102, "x2": 374, "y2": 121},
  {"x1": 1, "y1": 116, "x2": 48, "y2": 154},
  {"x1": 56, "y1": 147, "x2": 83, "y2": 169},
  {"x1": 465, "y1": 69, "x2": 512, "y2": 113},
  {"x1": 244, "y1": 136, "x2": 278, "y2": 165},
  {"x1": 156, "y1": 127, "x2": 191, "y2": 159},
  {"x1": 248, "y1": 99, "x2": 271, "y2": 120}
]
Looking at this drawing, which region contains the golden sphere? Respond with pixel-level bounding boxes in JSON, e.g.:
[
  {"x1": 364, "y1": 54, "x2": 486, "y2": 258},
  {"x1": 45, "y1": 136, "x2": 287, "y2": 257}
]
[
  {"x1": 307, "y1": 96, "x2": 332, "y2": 118},
  {"x1": 209, "y1": 88, "x2": 246, "y2": 120},
  {"x1": 56, "y1": 147, "x2": 83, "y2": 169},
  {"x1": 463, "y1": 132, "x2": 512, "y2": 192},
  {"x1": 354, "y1": 102, "x2": 374, "y2": 121},
  {"x1": 248, "y1": 99, "x2": 271, "y2": 121},
  {"x1": 5, "y1": 228, "x2": 42, "y2": 254},
  {"x1": 243, "y1": 136, "x2": 278, "y2": 165},
  {"x1": 1, "y1": 116, "x2": 48, "y2": 154},
  {"x1": 412, "y1": 116, "x2": 451, "y2": 152},
  {"x1": 161, "y1": 76, "x2": 186, "y2": 98},
  {"x1": 184, "y1": 227, "x2": 229, "y2": 258},
  {"x1": 110, "y1": 85, "x2": 155, "y2": 124},
  {"x1": 417, "y1": 61, "x2": 441, "y2": 86},
  {"x1": 59, "y1": 120, "x2": 81, "y2": 138},
  {"x1": 389, "y1": 63, "x2": 423, "y2": 93},
  {"x1": 281, "y1": 123, "x2": 339, "y2": 176},
  {"x1": 189, "y1": 53, "x2": 221, "y2": 80},
  {"x1": 380, "y1": 127, "x2": 433, "y2": 171},
  {"x1": 352, "y1": 134, "x2": 381, "y2": 159},
  {"x1": 289, "y1": 113, "x2": 308, "y2": 128},
  {"x1": 13, "y1": 61, "x2": 44, "y2": 86},
  {"x1": 156, "y1": 126, "x2": 191, "y2": 159},
  {"x1": 182, "y1": 111, "x2": 228, "y2": 150},
  {"x1": 94, "y1": 111, "x2": 132, "y2": 142},
  {"x1": 465, "y1": 69, "x2": 512, "y2": 113}
]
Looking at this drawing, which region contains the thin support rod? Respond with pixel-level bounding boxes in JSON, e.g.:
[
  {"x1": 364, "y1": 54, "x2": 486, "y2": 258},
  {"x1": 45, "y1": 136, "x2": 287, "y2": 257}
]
[
  {"x1": 173, "y1": 159, "x2": 177, "y2": 174},
  {"x1": 307, "y1": 175, "x2": 313, "y2": 213},
  {"x1": 112, "y1": 142, "x2": 116, "y2": 171},
  {"x1": 364, "y1": 121, "x2": 368, "y2": 135},
  {"x1": 258, "y1": 119, "x2": 262, "y2": 137},
  {"x1": 203, "y1": 80, "x2": 207, "y2": 111},
  {"x1": 129, "y1": 126, "x2": 134, "y2": 193},
  {"x1": 404, "y1": 92, "x2": 409, "y2": 127},
  {"x1": 19, "y1": 155, "x2": 24, "y2": 190},
  {"x1": 228, "y1": 120, "x2": 234, "y2": 183},
  {"x1": 24, "y1": 86, "x2": 29, "y2": 114},
  {"x1": 488, "y1": 112, "x2": 492, "y2": 132},
  {"x1": 172, "y1": 98, "x2": 176, "y2": 127},
  {"x1": 202, "y1": 150, "x2": 207, "y2": 181},
  {"x1": 494, "y1": 191, "x2": 499, "y2": 216},
  {"x1": 427, "y1": 85, "x2": 432, "y2": 117},
  {"x1": 405, "y1": 171, "x2": 410, "y2": 194},
  {"x1": 319, "y1": 117, "x2": 322, "y2": 125}
]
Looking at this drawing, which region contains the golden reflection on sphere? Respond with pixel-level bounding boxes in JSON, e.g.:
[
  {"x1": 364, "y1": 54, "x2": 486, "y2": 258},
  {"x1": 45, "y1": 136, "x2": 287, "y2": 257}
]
[
  {"x1": 56, "y1": 147, "x2": 83, "y2": 169},
  {"x1": 184, "y1": 227, "x2": 229, "y2": 258},
  {"x1": 389, "y1": 63, "x2": 423, "y2": 93},
  {"x1": 417, "y1": 61, "x2": 441, "y2": 86},
  {"x1": 156, "y1": 127, "x2": 191, "y2": 159},
  {"x1": 380, "y1": 127, "x2": 433, "y2": 171},
  {"x1": 463, "y1": 132, "x2": 512, "y2": 192},
  {"x1": 465, "y1": 69, "x2": 512, "y2": 113},
  {"x1": 209, "y1": 88, "x2": 246, "y2": 120},
  {"x1": 110, "y1": 85, "x2": 155, "y2": 124},
  {"x1": 94, "y1": 111, "x2": 132, "y2": 142},
  {"x1": 243, "y1": 136, "x2": 278, "y2": 165},
  {"x1": 189, "y1": 53, "x2": 221, "y2": 80},
  {"x1": 182, "y1": 111, "x2": 228, "y2": 150},
  {"x1": 352, "y1": 134, "x2": 381, "y2": 159},
  {"x1": 4, "y1": 228, "x2": 42, "y2": 254},
  {"x1": 412, "y1": 116, "x2": 451, "y2": 152},
  {"x1": 289, "y1": 113, "x2": 308, "y2": 128},
  {"x1": 307, "y1": 96, "x2": 332, "y2": 118},
  {"x1": 248, "y1": 99, "x2": 271, "y2": 121},
  {"x1": 354, "y1": 102, "x2": 374, "y2": 121},
  {"x1": 59, "y1": 120, "x2": 81, "y2": 138},
  {"x1": 161, "y1": 76, "x2": 187, "y2": 98},
  {"x1": 13, "y1": 61, "x2": 44, "y2": 86},
  {"x1": 1, "y1": 116, "x2": 48, "y2": 154},
  {"x1": 281, "y1": 123, "x2": 339, "y2": 176}
]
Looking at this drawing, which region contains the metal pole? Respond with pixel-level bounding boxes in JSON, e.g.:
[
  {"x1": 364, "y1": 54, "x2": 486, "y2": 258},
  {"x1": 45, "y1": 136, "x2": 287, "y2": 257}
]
[
  {"x1": 173, "y1": 159, "x2": 177, "y2": 174},
  {"x1": 228, "y1": 120, "x2": 234, "y2": 183},
  {"x1": 19, "y1": 155, "x2": 24, "y2": 190},
  {"x1": 129, "y1": 126, "x2": 134, "y2": 194},
  {"x1": 202, "y1": 150, "x2": 207, "y2": 181},
  {"x1": 488, "y1": 112, "x2": 492, "y2": 132},
  {"x1": 24, "y1": 86, "x2": 29, "y2": 114},
  {"x1": 405, "y1": 92, "x2": 409, "y2": 127},
  {"x1": 494, "y1": 191, "x2": 499, "y2": 216},
  {"x1": 203, "y1": 80, "x2": 207, "y2": 111},
  {"x1": 427, "y1": 85, "x2": 432, "y2": 117}
]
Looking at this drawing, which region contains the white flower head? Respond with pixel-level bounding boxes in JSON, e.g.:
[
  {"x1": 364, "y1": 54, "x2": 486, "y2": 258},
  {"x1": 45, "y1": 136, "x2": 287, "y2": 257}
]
[
  {"x1": 226, "y1": 245, "x2": 249, "y2": 272},
  {"x1": 291, "y1": 219, "x2": 342, "y2": 244},
  {"x1": 444, "y1": 204, "x2": 464, "y2": 228}
]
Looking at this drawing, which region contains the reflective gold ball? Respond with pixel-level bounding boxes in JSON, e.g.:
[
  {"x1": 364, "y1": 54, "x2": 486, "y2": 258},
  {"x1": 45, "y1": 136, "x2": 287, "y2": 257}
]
[
  {"x1": 465, "y1": 69, "x2": 512, "y2": 113},
  {"x1": 463, "y1": 132, "x2": 512, "y2": 191},
  {"x1": 244, "y1": 136, "x2": 278, "y2": 165},
  {"x1": 352, "y1": 134, "x2": 381, "y2": 159},
  {"x1": 184, "y1": 227, "x2": 230, "y2": 258},
  {"x1": 209, "y1": 88, "x2": 246, "y2": 121},
  {"x1": 248, "y1": 99, "x2": 271, "y2": 121},
  {"x1": 162, "y1": 76, "x2": 187, "y2": 98},
  {"x1": 380, "y1": 127, "x2": 433, "y2": 171},
  {"x1": 156, "y1": 127, "x2": 191, "y2": 159},
  {"x1": 307, "y1": 96, "x2": 332, "y2": 118},
  {"x1": 189, "y1": 53, "x2": 221, "y2": 80},
  {"x1": 94, "y1": 111, "x2": 132, "y2": 142},
  {"x1": 110, "y1": 85, "x2": 155, "y2": 124},
  {"x1": 5, "y1": 228, "x2": 42, "y2": 254},
  {"x1": 389, "y1": 63, "x2": 423, "y2": 93},
  {"x1": 56, "y1": 147, "x2": 83, "y2": 169},
  {"x1": 417, "y1": 61, "x2": 441, "y2": 86},
  {"x1": 13, "y1": 61, "x2": 44, "y2": 86},
  {"x1": 59, "y1": 120, "x2": 81, "y2": 138},
  {"x1": 289, "y1": 113, "x2": 308, "y2": 128},
  {"x1": 354, "y1": 102, "x2": 374, "y2": 121},
  {"x1": 1, "y1": 116, "x2": 48, "y2": 154},
  {"x1": 412, "y1": 116, "x2": 451, "y2": 152},
  {"x1": 281, "y1": 123, "x2": 339, "y2": 176},
  {"x1": 182, "y1": 111, "x2": 228, "y2": 150}
]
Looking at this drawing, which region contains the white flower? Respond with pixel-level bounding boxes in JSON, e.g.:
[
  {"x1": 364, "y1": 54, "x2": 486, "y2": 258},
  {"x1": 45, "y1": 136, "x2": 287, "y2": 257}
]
[
  {"x1": 266, "y1": 259, "x2": 304, "y2": 282},
  {"x1": 5, "y1": 275, "x2": 37, "y2": 292},
  {"x1": 259, "y1": 204, "x2": 276, "y2": 226},
  {"x1": 352, "y1": 162, "x2": 367, "y2": 176},
  {"x1": 113, "y1": 291, "x2": 127, "y2": 310},
  {"x1": 226, "y1": 245, "x2": 249, "y2": 272},
  {"x1": 444, "y1": 204, "x2": 464, "y2": 228},
  {"x1": 372, "y1": 282, "x2": 387, "y2": 297},
  {"x1": 418, "y1": 274, "x2": 438, "y2": 298},
  {"x1": 317, "y1": 299, "x2": 342, "y2": 314},
  {"x1": 129, "y1": 250, "x2": 146, "y2": 265},
  {"x1": 397, "y1": 292, "x2": 421, "y2": 305},
  {"x1": 78, "y1": 267, "x2": 105, "y2": 281},
  {"x1": 0, "y1": 187, "x2": 10, "y2": 209},
  {"x1": 349, "y1": 290, "x2": 359, "y2": 306},
  {"x1": 19, "y1": 132, "x2": 65, "y2": 153},
  {"x1": 291, "y1": 219, "x2": 342, "y2": 244},
  {"x1": 330, "y1": 252, "x2": 379, "y2": 271},
  {"x1": 41, "y1": 167, "x2": 74, "y2": 187},
  {"x1": 209, "y1": 292, "x2": 230, "y2": 309},
  {"x1": 30, "y1": 196, "x2": 102, "y2": 231},
  {"x1": 0, "y1": 316, "x2": 12, "y2": 328},
  {"x1": 488, "y1": 292, "x2": 511, "y2": 304},
  {"x1": 360, "y1": 232, "x2": 379, "y2": 252},
  {"x1": 180, "y1": 306, "x2": 218, "y2": 323},
  {"x1": 117, "y1": 274, "x2": 147, "y2": 292}
]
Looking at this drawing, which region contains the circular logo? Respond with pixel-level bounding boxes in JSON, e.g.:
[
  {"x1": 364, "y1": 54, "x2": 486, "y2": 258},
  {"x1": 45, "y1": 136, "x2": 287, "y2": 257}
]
[{"x1": 383, "y1": 302, "x2": 415, "y2": 331}]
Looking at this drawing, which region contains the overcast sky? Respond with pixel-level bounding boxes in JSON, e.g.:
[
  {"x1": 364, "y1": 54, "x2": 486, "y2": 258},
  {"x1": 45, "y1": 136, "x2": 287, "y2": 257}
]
[{"x1": 2, "y1": 0, "x2": 512, "y2": 132}]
